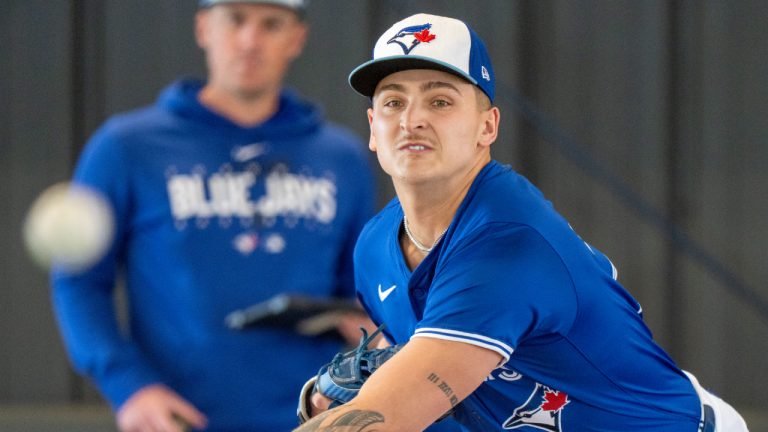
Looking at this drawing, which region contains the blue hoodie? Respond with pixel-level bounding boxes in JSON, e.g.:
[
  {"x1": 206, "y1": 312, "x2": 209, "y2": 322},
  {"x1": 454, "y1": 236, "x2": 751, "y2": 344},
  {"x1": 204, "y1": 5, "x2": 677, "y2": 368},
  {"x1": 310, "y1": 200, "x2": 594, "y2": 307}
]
[{"x1": 51, "y1": 79, "x2": 376, "y2": 431}]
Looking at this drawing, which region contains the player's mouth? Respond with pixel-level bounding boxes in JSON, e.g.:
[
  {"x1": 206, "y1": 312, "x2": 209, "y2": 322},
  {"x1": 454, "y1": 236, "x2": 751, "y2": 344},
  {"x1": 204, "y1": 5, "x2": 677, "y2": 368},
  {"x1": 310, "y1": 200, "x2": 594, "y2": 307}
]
[
  {"x1": 397, "y1": 137, "x2": 434, "y2": 152},
  {"x1": 400, "y1": 144, "x2": 430, "y2": 152}
]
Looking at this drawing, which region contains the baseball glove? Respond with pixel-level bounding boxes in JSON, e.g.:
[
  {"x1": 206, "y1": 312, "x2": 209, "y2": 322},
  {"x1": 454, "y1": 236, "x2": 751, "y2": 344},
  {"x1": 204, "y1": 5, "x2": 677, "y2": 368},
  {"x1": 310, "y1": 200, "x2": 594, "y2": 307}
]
[{"x1": 297, "y1": 324, "x2": 402, "y2": 424}]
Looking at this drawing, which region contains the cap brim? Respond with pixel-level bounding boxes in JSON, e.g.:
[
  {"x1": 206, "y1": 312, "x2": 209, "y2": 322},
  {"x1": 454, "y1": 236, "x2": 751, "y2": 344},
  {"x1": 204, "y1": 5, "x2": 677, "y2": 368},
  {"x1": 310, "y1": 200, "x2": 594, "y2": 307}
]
[{"x1": 348, "y1": 55, "x2": 478, "y2": 98}]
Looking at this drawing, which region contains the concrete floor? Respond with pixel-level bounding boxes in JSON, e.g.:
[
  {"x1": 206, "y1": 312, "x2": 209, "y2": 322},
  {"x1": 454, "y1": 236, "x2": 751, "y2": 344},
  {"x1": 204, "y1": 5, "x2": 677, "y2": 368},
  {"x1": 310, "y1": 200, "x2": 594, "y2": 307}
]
[{"x1": 0, "y1": 404, "x2": 115, "y2": 432}]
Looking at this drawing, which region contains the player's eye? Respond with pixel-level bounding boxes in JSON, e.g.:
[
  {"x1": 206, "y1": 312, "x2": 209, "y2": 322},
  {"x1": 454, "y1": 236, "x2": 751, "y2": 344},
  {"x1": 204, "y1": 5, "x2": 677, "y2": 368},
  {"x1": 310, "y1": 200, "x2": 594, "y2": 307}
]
[
  {"x1": 432, "y1": 98, "x2": 451, "y2": 108},
  {"x1": 383, "y1": 99, "x2": 404, "y2": 108}
]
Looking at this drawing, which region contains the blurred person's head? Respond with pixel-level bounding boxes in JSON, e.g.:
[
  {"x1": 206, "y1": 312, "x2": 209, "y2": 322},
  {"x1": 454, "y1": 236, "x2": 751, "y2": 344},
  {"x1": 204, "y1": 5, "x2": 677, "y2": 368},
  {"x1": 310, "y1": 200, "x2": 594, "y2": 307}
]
[{"x1": 195, "y1": 0, "x2": 307, "y2": 101}]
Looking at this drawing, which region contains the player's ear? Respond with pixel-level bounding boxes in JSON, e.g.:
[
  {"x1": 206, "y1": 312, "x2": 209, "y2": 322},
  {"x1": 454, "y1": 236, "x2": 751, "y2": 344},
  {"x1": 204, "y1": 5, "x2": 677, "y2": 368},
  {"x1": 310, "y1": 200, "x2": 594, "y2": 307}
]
[
  {"x1": 194, "y1": 10, "x2": 210, "y2": 49},
  {"x1": 367, "y1": 108, "x2": 378, "y2": 152},
  {"x1": 477, "y1": 106, "x2": 500, "y2": 148}
]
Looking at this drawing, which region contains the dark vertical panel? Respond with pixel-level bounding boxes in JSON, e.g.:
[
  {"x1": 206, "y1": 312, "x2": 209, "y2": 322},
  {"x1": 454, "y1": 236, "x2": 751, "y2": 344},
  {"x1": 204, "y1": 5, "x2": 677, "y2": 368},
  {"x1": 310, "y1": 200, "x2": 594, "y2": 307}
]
[
  {"x1": 0, "y1": 1, "x2": 75, "y2": 401},
  {"x1": 663, "y1": 0, "x2": 712, "y2": 381},
  {"x1": 676, "y1": 0, "x2": 768, "y2": 408},
  {"x1": 68, "y1": 0, "x2": 107, "y2": 401},
  {"x1": 0, "y1": 3, "x2": 13, "y2": 401},
  {"x1": 717, "y1": 1, "x2": 768, "y2": 405},
  {"x1": 71, "y1": 0, "x2": 106, "y2": 157},
  {"x1": 101, "y1": 1, "x2": 203, "y2": 116},
  {"x1": 662, "y1": 0, "x2": 685, "y2": 360},
  {"x1": 514, "y1": 0, "x2": 548, "y2": 183},
  {"x1": 289, "y1": 1, "x2": 372, "y2": 137}
]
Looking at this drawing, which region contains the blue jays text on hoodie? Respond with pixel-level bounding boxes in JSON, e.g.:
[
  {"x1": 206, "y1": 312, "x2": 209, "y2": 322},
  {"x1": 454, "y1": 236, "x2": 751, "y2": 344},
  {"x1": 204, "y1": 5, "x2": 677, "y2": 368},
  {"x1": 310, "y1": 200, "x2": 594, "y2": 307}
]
[{"x1": 51, "y1": 79, "x2": 376, "y2": 431}]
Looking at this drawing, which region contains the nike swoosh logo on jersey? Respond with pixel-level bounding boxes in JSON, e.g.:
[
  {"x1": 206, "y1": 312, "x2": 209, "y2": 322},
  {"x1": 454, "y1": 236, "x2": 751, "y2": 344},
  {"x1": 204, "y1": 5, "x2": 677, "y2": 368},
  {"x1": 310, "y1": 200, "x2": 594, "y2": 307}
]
[
  {"x1": 232, "y1": 143, "x2": 266, "y2": 162},
  {"x1": 378, "y1": 284, "x2": 397, "y2": 301}
]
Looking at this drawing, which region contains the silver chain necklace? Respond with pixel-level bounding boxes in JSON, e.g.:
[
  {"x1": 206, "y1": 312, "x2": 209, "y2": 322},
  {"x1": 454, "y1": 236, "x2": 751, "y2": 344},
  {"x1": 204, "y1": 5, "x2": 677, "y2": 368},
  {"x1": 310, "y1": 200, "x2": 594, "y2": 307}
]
[{"x1": 402, "y1": 215, "x2": 448, "y2": 255}]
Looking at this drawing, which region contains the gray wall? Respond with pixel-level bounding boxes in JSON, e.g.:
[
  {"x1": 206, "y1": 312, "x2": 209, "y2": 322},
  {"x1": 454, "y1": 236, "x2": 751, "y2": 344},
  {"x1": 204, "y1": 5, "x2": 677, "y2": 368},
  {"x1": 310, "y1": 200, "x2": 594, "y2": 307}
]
[{"x1": 2, "y1": 0, "x2": 766, "y2": 421}]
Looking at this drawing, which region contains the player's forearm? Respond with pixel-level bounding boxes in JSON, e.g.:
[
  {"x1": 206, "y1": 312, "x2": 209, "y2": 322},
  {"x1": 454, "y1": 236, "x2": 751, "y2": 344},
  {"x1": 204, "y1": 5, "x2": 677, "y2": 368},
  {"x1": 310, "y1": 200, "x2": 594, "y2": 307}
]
[{"x1": 294, "y1": 403, "x2": 387, "y2": 432}]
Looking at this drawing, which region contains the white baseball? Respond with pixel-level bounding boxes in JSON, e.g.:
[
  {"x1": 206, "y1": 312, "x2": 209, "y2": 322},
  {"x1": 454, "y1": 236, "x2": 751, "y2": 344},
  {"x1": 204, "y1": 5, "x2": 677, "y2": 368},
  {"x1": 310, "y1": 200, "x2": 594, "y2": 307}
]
[{"x1": 23, "y1": 182, "x2": 115, "y2": 272}]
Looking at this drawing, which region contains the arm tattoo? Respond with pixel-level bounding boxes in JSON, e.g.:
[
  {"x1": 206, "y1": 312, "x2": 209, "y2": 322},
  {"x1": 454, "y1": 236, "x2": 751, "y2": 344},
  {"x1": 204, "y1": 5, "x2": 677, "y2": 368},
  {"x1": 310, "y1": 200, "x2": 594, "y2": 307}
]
[
  {"x1": 295, "y1": 409, "x2": 385, "y2": 432},
  {"x1": 427, "y1": 373, "x2": 460, "y2": 407}
]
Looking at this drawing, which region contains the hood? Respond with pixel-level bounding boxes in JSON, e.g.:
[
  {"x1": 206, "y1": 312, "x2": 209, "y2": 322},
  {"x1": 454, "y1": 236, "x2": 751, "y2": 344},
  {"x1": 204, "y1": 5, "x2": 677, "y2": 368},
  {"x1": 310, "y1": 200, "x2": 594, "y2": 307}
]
[{"x1": 157, "y1": 78, "x2": 323, "y2": 138}]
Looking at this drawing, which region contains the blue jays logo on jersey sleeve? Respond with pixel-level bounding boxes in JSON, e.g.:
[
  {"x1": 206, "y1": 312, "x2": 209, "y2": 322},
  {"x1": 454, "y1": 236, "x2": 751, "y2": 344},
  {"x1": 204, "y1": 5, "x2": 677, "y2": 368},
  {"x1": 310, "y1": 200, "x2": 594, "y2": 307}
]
[
  {"x1": 387, "y1": 23, "x2": 437, "y2": 54},
  {"x1": 503, "y1": 383, "x2": 570, "y2": 431}
]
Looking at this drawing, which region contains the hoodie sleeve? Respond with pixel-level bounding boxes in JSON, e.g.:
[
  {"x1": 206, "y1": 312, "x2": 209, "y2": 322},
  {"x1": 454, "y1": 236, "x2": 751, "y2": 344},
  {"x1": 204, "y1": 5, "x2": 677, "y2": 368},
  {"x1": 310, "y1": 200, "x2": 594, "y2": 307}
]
[{"x1": 50, "y1": 121, "x2": 164, "y2": 409}]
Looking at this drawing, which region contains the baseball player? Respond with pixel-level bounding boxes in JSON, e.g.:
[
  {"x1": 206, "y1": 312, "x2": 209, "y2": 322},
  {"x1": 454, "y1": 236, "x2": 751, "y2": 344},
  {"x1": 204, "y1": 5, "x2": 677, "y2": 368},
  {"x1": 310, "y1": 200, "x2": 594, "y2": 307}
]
[{"x1": 295, "y1": 13, "x2": 749, "y2": 432}]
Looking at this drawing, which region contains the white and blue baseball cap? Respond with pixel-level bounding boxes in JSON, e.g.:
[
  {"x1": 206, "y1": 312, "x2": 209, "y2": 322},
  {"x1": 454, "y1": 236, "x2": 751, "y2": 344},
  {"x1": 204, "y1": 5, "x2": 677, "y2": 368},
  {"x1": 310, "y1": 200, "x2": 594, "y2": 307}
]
[
  {"x1": 349, "y1": 13, "x2": 495, "y2": 102},
  {"x1": 199, "y1": 0, "x2": 307, "y2": 16}
]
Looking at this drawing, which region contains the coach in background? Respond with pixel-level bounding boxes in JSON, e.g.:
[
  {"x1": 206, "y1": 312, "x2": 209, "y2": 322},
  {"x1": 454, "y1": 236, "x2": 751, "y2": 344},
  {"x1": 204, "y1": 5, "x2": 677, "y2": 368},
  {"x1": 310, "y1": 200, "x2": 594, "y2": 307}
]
[
  {"x1": 297, "y1": 13, "x2": 749, "y2": 432},
  {"x1": 51, "y1": 1, "x2": 378, "y2": 430}
]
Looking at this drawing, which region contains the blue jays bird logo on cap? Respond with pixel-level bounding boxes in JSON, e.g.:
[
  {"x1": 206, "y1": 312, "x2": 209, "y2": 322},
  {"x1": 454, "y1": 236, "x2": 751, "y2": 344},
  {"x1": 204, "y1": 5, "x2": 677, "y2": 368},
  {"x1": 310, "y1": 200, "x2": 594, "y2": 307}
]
[{"x1": 387, "y1": 23, "x2": 437, "y2": 55}]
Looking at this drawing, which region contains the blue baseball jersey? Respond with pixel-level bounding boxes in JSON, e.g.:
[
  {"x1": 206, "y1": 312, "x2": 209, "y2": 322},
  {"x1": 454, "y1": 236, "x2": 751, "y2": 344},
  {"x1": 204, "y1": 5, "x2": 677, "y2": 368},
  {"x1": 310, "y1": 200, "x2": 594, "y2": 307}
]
[{"x1": 354, "y1": 161, "x2": 702, "y2": 431}]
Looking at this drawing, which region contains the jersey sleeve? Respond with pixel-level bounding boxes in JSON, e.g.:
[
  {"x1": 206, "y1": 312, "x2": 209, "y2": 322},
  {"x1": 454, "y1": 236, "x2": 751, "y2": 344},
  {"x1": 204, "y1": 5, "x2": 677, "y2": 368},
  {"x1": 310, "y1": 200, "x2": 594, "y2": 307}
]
[
  {"x1": 50, "y1": 122, "x2": 163, "y2": 409},
  {"x1": 413, "y1": 223, "x2": 578, "y2": 364}
]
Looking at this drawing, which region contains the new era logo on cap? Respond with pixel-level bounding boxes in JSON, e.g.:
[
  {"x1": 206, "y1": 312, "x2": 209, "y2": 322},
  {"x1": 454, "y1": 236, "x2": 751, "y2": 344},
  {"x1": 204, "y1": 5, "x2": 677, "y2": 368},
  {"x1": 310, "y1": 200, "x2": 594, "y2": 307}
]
[{"x1": 349, "y1": 13, "x2": 495, "y2": 102}]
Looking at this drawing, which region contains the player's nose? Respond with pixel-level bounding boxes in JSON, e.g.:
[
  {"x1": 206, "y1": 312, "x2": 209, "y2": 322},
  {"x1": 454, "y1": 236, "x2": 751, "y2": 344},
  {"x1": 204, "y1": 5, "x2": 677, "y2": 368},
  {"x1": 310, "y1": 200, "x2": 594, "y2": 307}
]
[{"x1": 399, "y1": 104, "x2": 427, "y2": 132}]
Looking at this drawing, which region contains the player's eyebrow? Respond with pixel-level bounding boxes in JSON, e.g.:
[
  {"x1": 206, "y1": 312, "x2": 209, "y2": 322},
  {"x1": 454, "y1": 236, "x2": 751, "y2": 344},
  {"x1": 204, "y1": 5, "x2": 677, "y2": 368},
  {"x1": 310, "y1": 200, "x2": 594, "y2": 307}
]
[
  {"x1": 420, "y1": 80, "x2": 463, "y2": 95},
  {"x1": 376, "y1": 80, "x2": 463, "y2": 95},
  {"x1": 376, "y1": 83, "x2": 406, "y2": 93}
]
